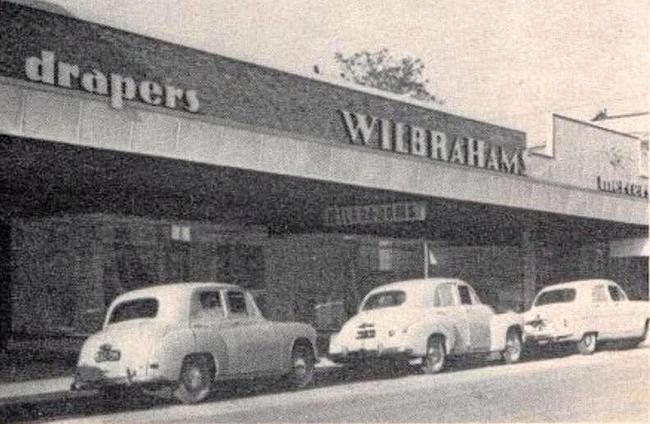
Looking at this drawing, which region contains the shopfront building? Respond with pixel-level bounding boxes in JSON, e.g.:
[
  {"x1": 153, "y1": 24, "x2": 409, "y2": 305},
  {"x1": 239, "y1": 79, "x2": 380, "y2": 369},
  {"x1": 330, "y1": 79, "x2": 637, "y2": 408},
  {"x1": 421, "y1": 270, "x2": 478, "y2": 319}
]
[{"x1": 0, "y1": 3, "x2": 646, "y2": 352}]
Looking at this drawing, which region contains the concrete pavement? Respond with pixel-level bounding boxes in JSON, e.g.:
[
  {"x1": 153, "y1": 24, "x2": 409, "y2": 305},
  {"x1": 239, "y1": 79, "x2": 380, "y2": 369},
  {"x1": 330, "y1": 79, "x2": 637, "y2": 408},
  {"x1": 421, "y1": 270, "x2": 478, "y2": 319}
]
[{"x1": 49, "y1": 346, "x2": 650, "y2": 423}]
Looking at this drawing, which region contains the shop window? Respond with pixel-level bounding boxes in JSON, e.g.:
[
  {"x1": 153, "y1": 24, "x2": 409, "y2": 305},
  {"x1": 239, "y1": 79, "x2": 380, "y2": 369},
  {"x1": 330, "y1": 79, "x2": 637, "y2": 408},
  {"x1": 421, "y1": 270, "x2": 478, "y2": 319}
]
[
  {"x1": 378, "y1": 246, "x2": 393, "y2": 271},
  {"x1": 216, "y1": 245, "x2": 265, "y2": 289},
  {"x1": 114, "y1": 227, "x2": 159, "y2": 290}
]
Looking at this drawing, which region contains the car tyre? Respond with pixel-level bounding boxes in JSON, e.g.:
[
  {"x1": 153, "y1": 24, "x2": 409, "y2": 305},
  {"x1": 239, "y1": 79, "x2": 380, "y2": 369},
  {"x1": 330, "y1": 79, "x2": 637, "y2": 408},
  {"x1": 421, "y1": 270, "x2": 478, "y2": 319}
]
[
  {"x1": 502, "y1": 329, "x2": 522, "y2": 364},
  {"x1": 577, "y1": 332, "x2": 597, "y2": 355},
  {"x1": 174, "y1": 355, "x2": 213, "y2": 404},
  {"x1": 421, "y1": 336, "x2": 446, "y2": 374},
  {"x1": 285, "y1": 344, "x2": 315, "y2": 390}
]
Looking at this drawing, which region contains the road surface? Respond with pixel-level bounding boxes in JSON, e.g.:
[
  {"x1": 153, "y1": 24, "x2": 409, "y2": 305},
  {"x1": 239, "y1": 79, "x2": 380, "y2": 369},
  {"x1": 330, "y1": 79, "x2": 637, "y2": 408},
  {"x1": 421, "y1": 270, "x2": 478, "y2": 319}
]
[{"x1": 10, "y1": 345, "x2": 650, "y2": 423}]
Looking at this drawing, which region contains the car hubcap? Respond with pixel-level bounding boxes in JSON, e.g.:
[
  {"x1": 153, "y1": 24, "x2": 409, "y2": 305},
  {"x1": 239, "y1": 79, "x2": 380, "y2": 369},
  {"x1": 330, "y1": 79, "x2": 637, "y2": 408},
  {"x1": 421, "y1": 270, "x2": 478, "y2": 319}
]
[
  {"x1": 185, "y1": 367, "x2": 203, "y2": 391},
  {"x1": 293, "y1": 356, "x2": 307, "y2": 377},
  {"x1": 507, "y1": 336, "x2": 520, "y2": 358},
  {"x1": 427, "y1": 344, "x2": 442, "y2": 367}
]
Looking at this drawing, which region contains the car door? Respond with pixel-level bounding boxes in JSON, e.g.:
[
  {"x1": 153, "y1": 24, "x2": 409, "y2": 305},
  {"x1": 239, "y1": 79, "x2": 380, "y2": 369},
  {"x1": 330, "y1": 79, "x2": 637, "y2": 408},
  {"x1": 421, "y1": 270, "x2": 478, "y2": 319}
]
[
  {"x1": 590, "y1": 284, "x2": 612, "y2": 337},
  {"x1": 221, "y1": 290, "x2": 283, "y2": 375},
  {"x1": 607, "y1": 284, "x2": 635, "y2": 337},
  {"x1": 188, "y1": 289, "x2": 230, "y2": 374},
  {"x1": 458, "y1": 284, "x2": 492, "y2": 352},
  {"x1": 432, "y1": 283, "x2": 468, "y2": 355}
]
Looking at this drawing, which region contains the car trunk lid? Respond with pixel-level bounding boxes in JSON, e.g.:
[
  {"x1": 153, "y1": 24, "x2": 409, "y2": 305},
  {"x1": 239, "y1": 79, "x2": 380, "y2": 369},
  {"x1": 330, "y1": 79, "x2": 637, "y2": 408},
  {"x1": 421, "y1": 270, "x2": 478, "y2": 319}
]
[{"x1": 78, "y1": 320, "x2": 168, "y2": 381}]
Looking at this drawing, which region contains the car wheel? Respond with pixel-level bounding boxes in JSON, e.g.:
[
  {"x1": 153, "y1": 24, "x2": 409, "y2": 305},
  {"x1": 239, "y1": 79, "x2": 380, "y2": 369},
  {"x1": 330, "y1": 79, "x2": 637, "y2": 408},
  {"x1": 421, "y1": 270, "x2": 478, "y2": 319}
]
[
  {"x1": 285, "y1": 344, "x2": 315, "y2": 390},
  {"x1": 421, "y1": 336, "x2": 445, "y2": 374},
  {"x1": 577, "y1": 332, "x2": 597, "y2": 355},
  {"x1": 502, "y1": 329, "x2": 522, "y2": 364},
  {"x1": 174, "y1": 356, "x2": 213, "y2": 404}
]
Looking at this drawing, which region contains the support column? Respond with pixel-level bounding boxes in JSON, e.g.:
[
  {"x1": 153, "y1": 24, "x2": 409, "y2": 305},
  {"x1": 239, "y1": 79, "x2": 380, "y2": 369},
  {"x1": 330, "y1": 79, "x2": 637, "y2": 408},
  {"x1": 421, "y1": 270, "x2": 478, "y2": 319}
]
[
  {"x1": 0, "y1": 218, "x2": 11, "y2": 352},
  {"x1": 521, "y1": 229, "x2": 537, "y2": 311}
]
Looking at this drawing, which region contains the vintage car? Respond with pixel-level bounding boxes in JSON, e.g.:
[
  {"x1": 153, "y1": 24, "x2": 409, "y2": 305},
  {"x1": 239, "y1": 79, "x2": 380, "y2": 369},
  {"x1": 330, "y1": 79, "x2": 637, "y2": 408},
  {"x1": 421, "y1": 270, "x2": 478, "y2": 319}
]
[
  {"x1": 71, "y1": 282, "x2": 318, "y2": 404},
  {"x1": 524, "y1": 279, "x2": 650, "y2": 354},
  {"x1": 328, "y1": 278, "x2": 525, "y2": 374}
]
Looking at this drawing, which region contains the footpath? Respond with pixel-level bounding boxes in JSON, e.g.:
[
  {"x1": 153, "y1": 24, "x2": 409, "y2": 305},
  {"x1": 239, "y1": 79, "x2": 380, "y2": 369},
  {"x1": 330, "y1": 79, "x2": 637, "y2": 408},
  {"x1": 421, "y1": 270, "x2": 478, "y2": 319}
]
[{"x1": 0, "y1": 357, "x2": 342, "y2": 407}]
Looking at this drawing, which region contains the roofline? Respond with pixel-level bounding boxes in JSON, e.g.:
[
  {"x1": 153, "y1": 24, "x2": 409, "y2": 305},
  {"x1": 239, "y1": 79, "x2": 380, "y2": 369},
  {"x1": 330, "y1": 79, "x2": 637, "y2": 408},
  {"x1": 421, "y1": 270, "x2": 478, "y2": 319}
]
[
  {"x1": 593, "y1": 111, "x2": 649, "y2": 121},
  {"x1": 540, "y1": 279, "x2": 617, "y2": 289},
  {"x1": 115, "y1": 282, "x2": 241, "y2": 297},
  {"x1": 553, "y1": 114, "x2": 643, "y2": 141},
  {"x1": 7, "y1": 2, "x2": 526, "y2": 139}
]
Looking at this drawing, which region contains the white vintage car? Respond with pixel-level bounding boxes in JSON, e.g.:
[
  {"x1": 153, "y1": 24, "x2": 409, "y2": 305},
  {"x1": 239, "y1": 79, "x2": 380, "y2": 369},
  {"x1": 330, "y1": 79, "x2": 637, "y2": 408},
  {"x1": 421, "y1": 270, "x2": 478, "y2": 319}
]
[
  {"x1": 71, "y1": 282, "x2": 318, "y2": 404},
  {"x1": 328, "y1": 278, "x2": 525, "y2": 373},
  {"x1": 524, "y1": 279, "x2": 650, "y2": 354}
]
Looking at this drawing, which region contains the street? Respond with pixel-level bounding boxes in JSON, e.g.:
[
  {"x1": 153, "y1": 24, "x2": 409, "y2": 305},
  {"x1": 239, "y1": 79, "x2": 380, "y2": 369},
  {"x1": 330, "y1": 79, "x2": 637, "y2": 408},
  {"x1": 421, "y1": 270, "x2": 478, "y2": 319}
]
[{"x1": 27, "y1": 345, "x2": 648, "y2": 423}]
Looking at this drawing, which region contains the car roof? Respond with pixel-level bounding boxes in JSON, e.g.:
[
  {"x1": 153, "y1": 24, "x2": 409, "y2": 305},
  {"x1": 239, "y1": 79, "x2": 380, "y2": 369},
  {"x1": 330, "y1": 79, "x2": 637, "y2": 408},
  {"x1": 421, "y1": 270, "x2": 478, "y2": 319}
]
[
  {"x1": 538, "y1": 279, "x2": 618, "y2": 292},
  {"x1": 367, "y1": 278, "x2": 464, "y2": 295},
  {"x1": 113, "y1": 282, "x2": 243, "y2": 303}
]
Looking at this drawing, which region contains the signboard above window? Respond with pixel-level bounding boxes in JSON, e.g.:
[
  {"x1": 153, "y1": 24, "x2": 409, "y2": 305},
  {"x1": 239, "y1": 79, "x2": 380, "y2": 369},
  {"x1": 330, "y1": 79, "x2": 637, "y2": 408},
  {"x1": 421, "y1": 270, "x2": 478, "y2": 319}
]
[{"x1": 323, "y1": 202, "x2": 426, "y2": 227}]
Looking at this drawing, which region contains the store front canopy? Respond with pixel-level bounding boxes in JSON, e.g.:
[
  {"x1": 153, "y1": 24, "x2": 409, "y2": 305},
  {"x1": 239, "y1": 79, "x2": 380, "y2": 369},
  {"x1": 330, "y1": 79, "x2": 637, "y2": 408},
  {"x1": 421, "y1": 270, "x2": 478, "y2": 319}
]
[
  {"x1": 0, "y1": 78, "x2": 646, "y2": 231},
  {"x1": 0, "y1": 133, "x2": 645, "y2": 248}
]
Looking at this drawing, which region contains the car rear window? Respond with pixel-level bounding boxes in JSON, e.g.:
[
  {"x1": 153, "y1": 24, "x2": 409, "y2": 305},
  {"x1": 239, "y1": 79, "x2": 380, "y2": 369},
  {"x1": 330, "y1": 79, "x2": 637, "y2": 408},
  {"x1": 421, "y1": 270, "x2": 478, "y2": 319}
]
[
  {"x1": 109, "y1": 298, "x2": 158, "y2": 324},
  {"x1": 362, "y1": 291, "x2": 406, "y2": 311},
  {"x1": 534, "y1": 289, "x2": 576, "y2": 306}
]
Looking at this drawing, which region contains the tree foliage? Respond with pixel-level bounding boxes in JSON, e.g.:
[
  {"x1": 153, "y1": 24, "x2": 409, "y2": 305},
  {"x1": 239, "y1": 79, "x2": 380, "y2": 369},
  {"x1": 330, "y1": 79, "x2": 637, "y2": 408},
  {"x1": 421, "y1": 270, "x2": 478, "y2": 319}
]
[{"x1": 335, "y1": 48, "x2": 442, "y2": 104}]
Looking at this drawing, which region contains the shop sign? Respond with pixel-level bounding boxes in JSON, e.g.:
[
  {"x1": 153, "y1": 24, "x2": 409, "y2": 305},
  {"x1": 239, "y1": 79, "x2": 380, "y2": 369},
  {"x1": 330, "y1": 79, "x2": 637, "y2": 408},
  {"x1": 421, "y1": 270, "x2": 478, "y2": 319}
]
[
  {"x1": 323, "y1": 202, "x2": 426, "y2": 226},
  {"x1": 596, "y1": 176, "x2": 648, "y2": 199},
  {"x1": 24, "y1": 50, "x2": 200, "y2": 112},
  {"x1": 339, "y1": 110, "x2": 525, "y2": 175}
]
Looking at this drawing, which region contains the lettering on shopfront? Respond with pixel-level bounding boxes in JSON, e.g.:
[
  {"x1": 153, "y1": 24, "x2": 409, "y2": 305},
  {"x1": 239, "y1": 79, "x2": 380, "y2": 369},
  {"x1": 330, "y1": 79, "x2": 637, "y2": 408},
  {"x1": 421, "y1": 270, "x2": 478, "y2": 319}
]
[
  {"x1": 323, "y1": 202, "x2": 426, "y2": 226},
  {"x1": 596, "y1": 176, "x2": 648, "y2": 199},
  {"x1": 339, "y1": 110, "x2": 525, "y2": 175},
  {"x1": 24, "y1": 50, "x2": 200, "y2": 112}
]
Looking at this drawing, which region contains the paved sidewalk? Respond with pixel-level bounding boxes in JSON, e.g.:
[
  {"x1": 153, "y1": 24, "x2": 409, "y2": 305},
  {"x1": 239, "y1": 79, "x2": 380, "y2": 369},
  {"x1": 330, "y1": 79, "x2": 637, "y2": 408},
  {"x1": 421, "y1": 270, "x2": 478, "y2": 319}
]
[{"x1": 0, "y1": 357, "x2": 341, "y2": 406}]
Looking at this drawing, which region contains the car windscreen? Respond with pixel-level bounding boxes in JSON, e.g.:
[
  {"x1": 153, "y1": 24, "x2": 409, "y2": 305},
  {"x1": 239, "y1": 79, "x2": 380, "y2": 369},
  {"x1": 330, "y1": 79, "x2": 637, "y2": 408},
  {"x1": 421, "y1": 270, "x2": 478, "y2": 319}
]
[
  {"x1": 534, "y1": 289, "x2": 576, "y2": 306},
  {"x1": 362, "y1": 290, "x2": 406, "y2": 311},
  {"x1": 109, "y1": 298, "x2": 159, "y2": 324}
]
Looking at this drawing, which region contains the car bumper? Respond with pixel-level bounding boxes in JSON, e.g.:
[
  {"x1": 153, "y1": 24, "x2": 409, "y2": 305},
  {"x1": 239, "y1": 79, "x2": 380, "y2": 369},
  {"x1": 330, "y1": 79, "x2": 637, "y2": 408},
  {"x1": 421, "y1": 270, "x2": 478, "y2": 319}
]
[
  {"x1": 329, "y1": 346, "x2": 415, "y2": 363},
  {"x1": 526, "y1": 333, "x2": 575, "y2": 344},
  {"x1": 71, "y1": 366, "x2": 172, "y2": 391}
]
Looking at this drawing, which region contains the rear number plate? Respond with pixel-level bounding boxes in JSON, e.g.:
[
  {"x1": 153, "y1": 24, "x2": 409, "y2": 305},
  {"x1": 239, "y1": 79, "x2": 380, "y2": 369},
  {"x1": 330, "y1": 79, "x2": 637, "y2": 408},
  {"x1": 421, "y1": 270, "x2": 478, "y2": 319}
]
[
  {"x1": 95, "y1": 350, "x2": 121, "y2": 362},
  {"x1": 356, "y1": 329, "x2": 376, "y2": 339}
]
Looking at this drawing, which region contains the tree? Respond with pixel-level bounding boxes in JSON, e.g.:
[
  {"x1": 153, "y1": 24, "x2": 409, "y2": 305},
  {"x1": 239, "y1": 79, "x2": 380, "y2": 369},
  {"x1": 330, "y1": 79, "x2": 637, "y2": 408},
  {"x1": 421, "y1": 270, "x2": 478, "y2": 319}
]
[{"x1": 334, "y1": 48, "x2": 442, "y2": 104}]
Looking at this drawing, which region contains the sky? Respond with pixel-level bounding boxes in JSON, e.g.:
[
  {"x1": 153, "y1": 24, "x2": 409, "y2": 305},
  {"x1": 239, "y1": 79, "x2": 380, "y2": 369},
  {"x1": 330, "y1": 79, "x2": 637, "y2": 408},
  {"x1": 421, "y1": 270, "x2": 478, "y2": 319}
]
[{"x1": 32, "y1": 0, "x2": 650, "y2": 147}]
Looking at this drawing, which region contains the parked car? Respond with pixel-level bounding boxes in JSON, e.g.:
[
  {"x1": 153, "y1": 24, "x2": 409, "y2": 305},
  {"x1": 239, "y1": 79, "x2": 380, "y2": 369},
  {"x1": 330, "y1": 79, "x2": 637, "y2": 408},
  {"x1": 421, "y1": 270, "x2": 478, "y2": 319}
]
[
  {"x1": 72, "y1": 282, "x2": 318, "y2": 404},
  {"x1": 524, "y1": 279, "x2": 650, "y2": 355},
  {"x1": 328, "y1": 278, "x2": 525, "y2": 374}
]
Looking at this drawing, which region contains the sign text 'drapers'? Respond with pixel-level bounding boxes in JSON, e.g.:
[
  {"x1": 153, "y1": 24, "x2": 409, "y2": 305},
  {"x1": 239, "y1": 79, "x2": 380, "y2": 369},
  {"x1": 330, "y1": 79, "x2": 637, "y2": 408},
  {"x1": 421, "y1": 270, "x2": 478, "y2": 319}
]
[{"x1": 24, "y1": 50, "x2": 200, "y2": 112}]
